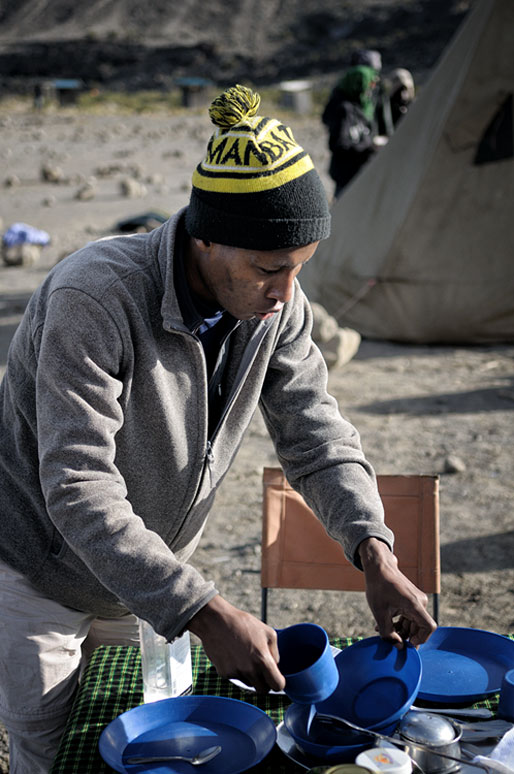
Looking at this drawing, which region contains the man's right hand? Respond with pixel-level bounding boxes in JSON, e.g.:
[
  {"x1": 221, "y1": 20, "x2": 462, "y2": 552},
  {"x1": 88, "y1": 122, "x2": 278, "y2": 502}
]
[{"x1": 187, "y1": 595, "x2": 285, "y2": 693}]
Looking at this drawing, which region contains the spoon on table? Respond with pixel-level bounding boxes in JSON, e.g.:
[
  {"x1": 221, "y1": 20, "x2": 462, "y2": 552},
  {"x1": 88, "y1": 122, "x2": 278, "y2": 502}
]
[
  {"x1": 124, "y1": 743, "x2": 222, "y2": 766},
  {"x1": 458, "y1": 719, "x2": 513, "y2": 743},
  {"x1": 411, "y1": 706, "x2": 493, "y2": 720}
]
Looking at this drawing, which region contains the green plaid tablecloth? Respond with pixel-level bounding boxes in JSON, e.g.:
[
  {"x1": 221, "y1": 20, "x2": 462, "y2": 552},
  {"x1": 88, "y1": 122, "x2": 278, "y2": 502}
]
[
  {"x1": 50, "y1": 636, "x2": 507, "y2": 774},
  {"x1": 50, "y1": 637, "x2": 352, "y2": 773}
]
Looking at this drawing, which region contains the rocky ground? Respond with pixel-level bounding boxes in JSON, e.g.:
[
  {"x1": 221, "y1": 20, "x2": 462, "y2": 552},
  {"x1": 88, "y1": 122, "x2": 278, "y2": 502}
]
[
  {"x1": 0, "y1": 0, "x2": 471, "y2": 90},
  {"x1": 0, "y1": 9, "x2": 513, "y2": 767}
]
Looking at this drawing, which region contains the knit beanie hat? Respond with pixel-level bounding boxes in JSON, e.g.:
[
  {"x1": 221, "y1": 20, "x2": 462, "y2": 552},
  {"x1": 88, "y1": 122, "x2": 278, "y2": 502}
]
[
  {"x1": 350, "y1": 49, "x2": 382, "y2": 73},
  {"x1": 185, "y1": 84, "x2": 331, "y2": 250}
]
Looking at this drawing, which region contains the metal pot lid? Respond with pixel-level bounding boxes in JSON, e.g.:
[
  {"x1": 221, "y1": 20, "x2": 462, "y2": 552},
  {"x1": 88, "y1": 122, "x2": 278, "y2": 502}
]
[{"x1": 398, "y1": 711, "x2": 459, "y2": 744}]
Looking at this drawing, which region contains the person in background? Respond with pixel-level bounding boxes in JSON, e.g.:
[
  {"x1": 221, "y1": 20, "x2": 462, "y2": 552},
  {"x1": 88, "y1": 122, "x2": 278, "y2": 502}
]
[
  {"x1": 350, "y1": 49, "x2": 394, "y2": 138},
  {"x1": 322, "y1": 60, "x2": 382, "y2": 197},
  {"x1": 350, "y1": 48, "x2": 382, "y2": 73},
  {"x1": 384, "y1": 67, "x2": 416, "y2": 126},
  {"x1": 0, "y1": 84, "x2": 436, "y2": 773}
]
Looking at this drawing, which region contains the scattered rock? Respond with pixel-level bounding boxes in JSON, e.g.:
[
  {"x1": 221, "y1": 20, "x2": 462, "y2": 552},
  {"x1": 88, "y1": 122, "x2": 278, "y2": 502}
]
[
  {"x1": 40, "y1": 162, "x2": 65, "y2": 183},
  {"x1": 129, "y1": 163, "x2": 145, "y2": 180},
  {"x1": 146, "y1": 172, "x2": 165, "y2": 185},
  {"x1": 4, "y1": 174, "x2": 20, "y2": 187},
  {"x1": 444, "y1": 455, "x2": 467, "y2": 474},
  {"x1": 310, "y1": 302, "x2": 361, "y2": 369},
  {"x1": 119, "y1": 177, "x2": 147, "y2": 198},
  {"x1": 75, "y1": 182, "x2": 96, "y2": 201},
  {"x1": 322, "y1": 327, "x2": 362, "y2": 369},
  {"x1": 311, "y1": 301, "x2": 339, "y2": 343},
  {"x1": 95, "y1": 163, "x2": 125, "y2": 177},
  {"x1": 2, "y1": 242, "x2": 42, "y2": 266}
]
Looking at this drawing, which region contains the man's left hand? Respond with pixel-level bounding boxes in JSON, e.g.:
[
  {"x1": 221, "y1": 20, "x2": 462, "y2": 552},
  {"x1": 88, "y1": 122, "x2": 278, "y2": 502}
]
[{"x1": 358, "y1": 537, "x2": 437, "y2": 648}]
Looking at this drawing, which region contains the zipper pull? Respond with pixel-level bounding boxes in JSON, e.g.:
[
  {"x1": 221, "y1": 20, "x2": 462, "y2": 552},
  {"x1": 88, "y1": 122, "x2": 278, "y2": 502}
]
[{"x1": 206, "y1": 441, "x2": 214, "y2": 465}]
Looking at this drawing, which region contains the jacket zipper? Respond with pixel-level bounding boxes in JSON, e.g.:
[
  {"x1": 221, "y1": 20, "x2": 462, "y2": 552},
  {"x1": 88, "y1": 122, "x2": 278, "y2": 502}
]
[
  {"x1": 205, "y1": 317, "x2": 274, "y2": 465},
  {"x1": 206, "y1": 319, "x2": 242, "y2": 407},
  {"x1": 165, "y1": 316, "x2": 273, "y2": 511}
]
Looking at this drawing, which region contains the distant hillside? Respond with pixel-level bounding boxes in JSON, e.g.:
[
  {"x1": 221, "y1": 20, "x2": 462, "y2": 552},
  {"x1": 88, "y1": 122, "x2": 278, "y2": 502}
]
[{"x1": 0, "y1": 0, "x2": 471, "y2": 89}]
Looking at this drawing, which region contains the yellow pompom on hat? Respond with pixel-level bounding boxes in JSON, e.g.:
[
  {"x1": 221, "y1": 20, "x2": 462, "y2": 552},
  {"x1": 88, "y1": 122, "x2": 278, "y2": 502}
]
[{"x1": 185, "y1": 84, "x2": 331, "y2": 250}]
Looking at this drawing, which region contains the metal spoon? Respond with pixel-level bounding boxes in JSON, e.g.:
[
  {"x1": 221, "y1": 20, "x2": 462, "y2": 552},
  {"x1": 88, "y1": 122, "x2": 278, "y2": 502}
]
[
  {"x1": 124, "y1": 743, "x2": 222, "y2": 766},
  {"x1": 411, "y1": 707, "x2": 493, "y2": 720},
  {"x1": 459, "y1": 719, "x2": 513, "y2": 743}
]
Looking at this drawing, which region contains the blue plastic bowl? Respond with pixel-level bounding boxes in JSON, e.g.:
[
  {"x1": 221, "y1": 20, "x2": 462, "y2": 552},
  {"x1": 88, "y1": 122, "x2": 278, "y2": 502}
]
[
  {"x1": 284, "y1": 636, "x2": 422, "y2": 762},
  {"x1": 318, "y1": 636, "x2": 422, "y2": 728},
  {"x1": 284, "y1": 703, "x2": 398, "y2": 762}
]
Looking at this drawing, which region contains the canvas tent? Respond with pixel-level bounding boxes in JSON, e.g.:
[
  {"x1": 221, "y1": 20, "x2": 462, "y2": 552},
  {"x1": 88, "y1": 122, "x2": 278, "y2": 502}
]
[{"x1": 301, "y1": 0, "x2": 514, "y2": 343}]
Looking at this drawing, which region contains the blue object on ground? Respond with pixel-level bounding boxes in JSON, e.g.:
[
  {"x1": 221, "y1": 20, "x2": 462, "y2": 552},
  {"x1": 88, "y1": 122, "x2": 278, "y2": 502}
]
[{"x1": 3, "y1": 223, "x2": 50, "y2": 247}]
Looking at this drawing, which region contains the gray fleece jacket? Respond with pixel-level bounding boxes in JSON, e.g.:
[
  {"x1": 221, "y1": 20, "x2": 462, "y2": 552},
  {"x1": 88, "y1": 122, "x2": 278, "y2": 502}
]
[{"x1": 0, "y1": 209, "x2": 392, "y2": 642}]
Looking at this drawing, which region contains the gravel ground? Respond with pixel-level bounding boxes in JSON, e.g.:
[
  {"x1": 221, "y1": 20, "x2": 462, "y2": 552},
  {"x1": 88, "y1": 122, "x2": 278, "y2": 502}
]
[{"x1": 0, "y1": 89, "x2": 513, "y2": 771}]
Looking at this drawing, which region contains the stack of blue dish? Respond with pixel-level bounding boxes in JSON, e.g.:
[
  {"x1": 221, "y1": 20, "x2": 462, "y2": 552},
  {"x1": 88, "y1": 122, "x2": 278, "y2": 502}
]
[{"x1": 284, "y1": 636, "x2": 422, "y2": 763}]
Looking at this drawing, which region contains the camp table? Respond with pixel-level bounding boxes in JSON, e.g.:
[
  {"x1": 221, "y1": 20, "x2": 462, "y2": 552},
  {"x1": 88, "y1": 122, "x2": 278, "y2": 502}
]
[{"x1": 50, "y1": 637, "x2": 505, "y2": 774}]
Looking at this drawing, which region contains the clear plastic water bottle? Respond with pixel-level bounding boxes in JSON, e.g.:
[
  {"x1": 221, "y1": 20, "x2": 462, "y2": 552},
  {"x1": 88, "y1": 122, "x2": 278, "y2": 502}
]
[{"x1": 138, "y1": 618, "x2": 193, "y2": 703}]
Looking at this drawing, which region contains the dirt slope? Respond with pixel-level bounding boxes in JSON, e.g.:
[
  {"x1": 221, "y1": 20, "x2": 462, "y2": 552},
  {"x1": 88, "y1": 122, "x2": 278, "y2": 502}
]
[{"x1": 0, "y1": 0, "x2": 471, "y2": 87}]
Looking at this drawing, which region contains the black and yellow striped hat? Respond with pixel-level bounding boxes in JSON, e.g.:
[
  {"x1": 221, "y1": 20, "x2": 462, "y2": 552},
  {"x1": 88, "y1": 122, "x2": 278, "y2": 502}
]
[{"x1": 185, "y1": 84, "x2": 331, "y2": 250}]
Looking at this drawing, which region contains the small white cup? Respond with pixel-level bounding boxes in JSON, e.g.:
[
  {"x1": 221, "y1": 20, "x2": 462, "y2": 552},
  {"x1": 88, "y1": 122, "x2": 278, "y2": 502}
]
[{"x1": 356, "y1": 747, "x2": 413, "y2": 774}]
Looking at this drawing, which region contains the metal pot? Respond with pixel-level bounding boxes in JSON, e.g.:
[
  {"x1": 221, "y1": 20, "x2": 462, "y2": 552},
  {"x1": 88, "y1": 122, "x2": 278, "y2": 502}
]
[{"x1": 398, "y1": 711, "x2": 462, "y2": 774}]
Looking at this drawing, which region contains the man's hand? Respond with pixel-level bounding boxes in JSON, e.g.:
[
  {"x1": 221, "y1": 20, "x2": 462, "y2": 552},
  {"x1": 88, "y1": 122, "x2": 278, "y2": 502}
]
[
  {"x1": 187, "y1": 595, "x2": 286, "y2": 693},
  {"x1": 358, "y1": 537, "x2": 437, "y2": 648}
]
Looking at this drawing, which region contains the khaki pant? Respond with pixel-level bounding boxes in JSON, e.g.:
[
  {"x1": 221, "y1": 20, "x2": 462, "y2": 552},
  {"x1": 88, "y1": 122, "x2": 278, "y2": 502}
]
[{"x1": 0, "y1": 559, "x2": 139, "y2": 773}]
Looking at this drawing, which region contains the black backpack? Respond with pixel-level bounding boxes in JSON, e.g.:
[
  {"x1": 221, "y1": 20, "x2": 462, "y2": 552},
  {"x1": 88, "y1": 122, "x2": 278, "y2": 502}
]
[{"x1": 329, "y1": 100, "x2": 374, "y2": 153}]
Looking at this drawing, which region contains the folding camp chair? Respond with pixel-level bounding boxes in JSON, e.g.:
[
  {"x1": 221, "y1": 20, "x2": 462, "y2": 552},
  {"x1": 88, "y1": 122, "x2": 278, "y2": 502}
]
[{"x1": 261, "y1": 467, "x2": 440, "y2": 624}]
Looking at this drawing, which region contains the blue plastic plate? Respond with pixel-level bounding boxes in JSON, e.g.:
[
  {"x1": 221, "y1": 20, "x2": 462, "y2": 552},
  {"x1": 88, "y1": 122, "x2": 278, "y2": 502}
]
[
  {"x1": 98, "y1": 695, "x2": 277, "y2": 773},
  {"x1": 315, "y1": 636, "x2": 422, "y2": 728},
  {"x1": 417, "y1": 627, "x2": 514, "y2": 703}
]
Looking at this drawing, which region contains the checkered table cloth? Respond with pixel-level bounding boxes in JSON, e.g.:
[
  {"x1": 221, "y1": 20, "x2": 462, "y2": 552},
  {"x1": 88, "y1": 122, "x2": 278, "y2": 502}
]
[
  {"x1": 50, "y1": 637, "x2": 350, "y2": 773},
  {"x1": 50, "y1": 636, "x2": 506, "y2": 774}
]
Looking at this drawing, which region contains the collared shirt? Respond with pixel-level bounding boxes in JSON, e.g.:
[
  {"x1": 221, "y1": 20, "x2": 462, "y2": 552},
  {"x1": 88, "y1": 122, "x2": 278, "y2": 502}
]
[{"x1": 174, "y1": 219, "x2": 240, "y2": 435}]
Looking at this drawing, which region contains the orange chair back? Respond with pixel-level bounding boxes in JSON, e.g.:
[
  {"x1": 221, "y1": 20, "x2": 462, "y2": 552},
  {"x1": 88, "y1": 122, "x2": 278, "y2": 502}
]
[{"x1": 260, "y1": 467, "x2": 440, "y2": 621}]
